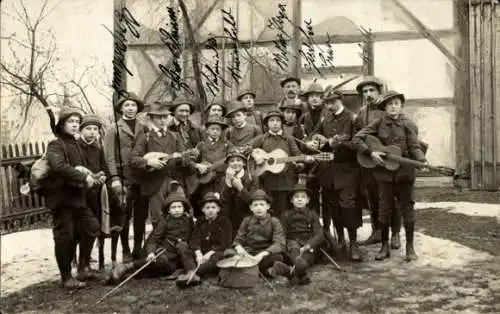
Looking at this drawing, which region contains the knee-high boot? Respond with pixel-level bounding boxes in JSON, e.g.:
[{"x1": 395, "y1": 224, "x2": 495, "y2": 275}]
[
  {"x1": 404, "y1": 222, "x2": 418, "y2": 261},
  {"x1": 375, "y1": 224, "x2": 390, "y2": 261}
]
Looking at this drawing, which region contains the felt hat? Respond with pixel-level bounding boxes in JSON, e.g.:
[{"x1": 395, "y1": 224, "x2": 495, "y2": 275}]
[
  {"x1": 376, "y1": 91, "x2": 405, "y2": 111},
  {"x1": 146, "y1": 101, "x2": 171, "y2": 116},
  {"x1": 170, "y1": 97, "x2": 195, "y2": 114},
  {"x1": 225, "y1": 101, "x2": 248, "y2": 117},
  {"x1": 280, "y1": 76, "x2": 301, "y2": 87},
  {"x1": 291, "y1": 183, "x2": 310, "y2": 195},
  {"x1": 56, "y1": 106, "x2": 84, "y2": 133},
  {"x1": 355, "y1": 76, "x2": 383, "y2": 94},
  {"x1": 199, "y1": 192, "x2": 222, "y2": 207},
  {"x1": 302, "y1": 82, "x2": 324, "y2": 97},
  {"x1": 262, "y1": 109, "x2": 284, "y2": 125},
  {"x1": 322, "y1": 89, "x2": 343, "y2": 102},
  {"x1": 114, "y1": 91, "x2": 145, "y2": 113},
  {"x1": 79, "y1": 114, "x2": 103, "y2": 130},
  {"x1": 237, "y1": 90, "x2": 256, "y2": 101},
  {"x1": 248, "y1": 189, "x2": 272, "y2": 204},
  {"x1": 163, "y1": 191, "x2": 192, "y2": 213},
  {"x1": 225, "y1": 147, "x2": 248, "y2": 163},
  {"x1": 279, "y1": 99, "x2": 303, "y2": 117},
  {"x1": 205, "y1": 116, "x2": 228, "y2": 129},
  {"x1": 205, "y1": 102, "x2": 227, "y2": 116}
]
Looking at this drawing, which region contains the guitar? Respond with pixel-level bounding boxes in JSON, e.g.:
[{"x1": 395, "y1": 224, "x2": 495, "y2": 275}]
[
  {"x1": 357, "y1": 135, "x2": 455, "y2": 176},
  {"x1": 130, "y1": 148, "x2": 199, "y2": 183},
  {"x1": 252, "y1": 148, "x2": 335, "y2": 176},
  {"x1": 310, "y1": 134, "x2": 351, "y2": 149}
]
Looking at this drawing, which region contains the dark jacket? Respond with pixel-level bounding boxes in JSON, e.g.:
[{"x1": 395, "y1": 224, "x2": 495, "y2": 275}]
[
  {"x1": 145, "y1": 213, "x2": 194, "y2": 255},
  {"x1": 246, "y1": 110, "x2": 264, "y2": 132},
  {"x1": 298, "y1": 106, "x2": 328, "y2": 138},
  {"x1": 233, "y1": 214, "x2": 285, "y2": 255},
  {"x1": 312, "y1": 108, "x2": 363, "y2": 190},
  {"x1": 353, "y1": 114, "x2": 426, "y2": 182},
  {"x1": 168, "y1": 119, "x2": 203, "y2": 149},
  {"x1": 280, "y1": 208, "x2": 324, "y2": 250},
  {"x1": 190, "y1": 214, "x2": 233, "y2": 253},
  {"x1": 45, "y1": 133, "x2": 88, "y2": 209},
  {"x1": 226, "y1": 123, "x2": 262, "y2": 147}
]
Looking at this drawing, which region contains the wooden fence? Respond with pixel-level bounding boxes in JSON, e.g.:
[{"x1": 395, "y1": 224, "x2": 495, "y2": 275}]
[{"x1": 1, "y1": 142, "x2": 50, "y2": 232}]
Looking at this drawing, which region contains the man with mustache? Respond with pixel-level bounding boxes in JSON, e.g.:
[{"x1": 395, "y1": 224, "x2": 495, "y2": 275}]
[
  {"x1": 278, "y1": 76, "x2": 304, "y2": 110},
  {"x1": 355, "y1": 76, "x2": 402, "y2": 250}
]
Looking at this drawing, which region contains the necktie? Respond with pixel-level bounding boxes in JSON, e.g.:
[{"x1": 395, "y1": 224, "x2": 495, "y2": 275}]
[
  {"x1": 160, "y1": 129, "x2": 167, "y2": 137},
  {"x1": 179, "y1": 122, "x2": 190, "y2": 147}
]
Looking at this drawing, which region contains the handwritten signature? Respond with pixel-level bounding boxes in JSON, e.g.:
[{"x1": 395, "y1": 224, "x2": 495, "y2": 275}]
[
  {"x1": 112, "y1": 8, "x2": 141, "y2": 97},
  {"x1": 158, "y1": 7, "x2": 194, "y2": 96},
  {"x1": 268, "y1": 4, "x2": 292, "y2": 72},
  {"x1": 222, "y1": 8, "x2": 241, "y2": 83}
]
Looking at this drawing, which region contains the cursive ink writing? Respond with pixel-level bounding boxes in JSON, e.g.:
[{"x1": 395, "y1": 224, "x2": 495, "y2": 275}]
[
  {"x1": 268, "y1": 4, "x2": 293, "y2": 71},
  {"x1": 112, "y1": 8, "x2": 141, "y2": 97},
  {"x1": 222, "y1": 8, "x2": 241, "y2": 84},
  {"x1": 201, "y1": 36, "x2": 233, "y2": 98},
  {"x1": 297, "y1": 18, "x2": 335, "y2": 76},
  {"x1": 158, "y1": 7, "x2": 194, "y2": 95},
  {"x1": 318, "y1": 33, "x2": 335, "y2": 67}
]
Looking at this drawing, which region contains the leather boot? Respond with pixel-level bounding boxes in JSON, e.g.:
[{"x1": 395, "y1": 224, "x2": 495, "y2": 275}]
[
  {"x1": 272, "y1": 261, "x2": 293, "y2": 280},
  {"x1": 375, "y1": 242, "x2": 390, "y2": 261},
  {"x1": 111, "y1": 262, "x2": 134, "y2": 283},
  {"x1": 405, "y1": 222, "x2": 418, "y2": 262},
  {"x1": 405, "y1": 244, "x2": 418, "y2": 262},
  {"x1": 294, "y1": 257, "x2": 309, "y2": 278},
  {"x1": 350, "y1": 242, "x2": 362, "y2": 262},
  {"x1": 363, "y1": 229, "x2": 382, "y2": 245},
  {"x1": 390, "y1": 233, "x2": 401, "y2": 250}
]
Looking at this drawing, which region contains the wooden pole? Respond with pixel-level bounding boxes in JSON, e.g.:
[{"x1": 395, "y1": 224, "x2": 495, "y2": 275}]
[{"x1": 291, "y1": 0, "x2": 302, "y2": 77}]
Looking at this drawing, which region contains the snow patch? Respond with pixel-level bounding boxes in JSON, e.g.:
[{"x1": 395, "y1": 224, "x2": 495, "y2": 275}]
[{"x1": 416, "y1": 202, "x2": 500, "y2": 218}]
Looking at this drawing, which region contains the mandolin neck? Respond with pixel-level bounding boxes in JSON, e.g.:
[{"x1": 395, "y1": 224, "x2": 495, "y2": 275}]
[{"x1": 386, "y1": 154, "x2": 432, "y2": 169}]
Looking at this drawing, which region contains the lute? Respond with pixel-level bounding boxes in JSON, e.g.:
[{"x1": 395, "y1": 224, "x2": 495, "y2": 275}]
[{"x1": 252, "y1": 148, "x2": 334, "y2": 176}]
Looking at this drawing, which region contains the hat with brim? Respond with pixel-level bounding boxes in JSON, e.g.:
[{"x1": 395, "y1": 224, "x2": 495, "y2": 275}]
[
  {"x1": 237, "y1": 90, "x2": 256, "y2": 101},
  {"x1": 263, "y1": 110, "x2": 284, "y2": 125},
  {"x1": 225, "y1": 101, "x2": 248, "y2": 117},
  {"x1": 279, "y1": 99, "x2": 303, "y2": 117},
  {"x1": 163, "y1": 192, "x2": 192, "y2": 213},
  {"x1": 80, "y1": 114, "x2": 103, "y2": 130},
  {"x1": 114, "y1": 92, "x2": 145, "y2": 113},
  {"x1": 199, "y1": 192, "x2": 222, "y2": 207},
  {"x1": 301, "y1": 82, "x2": 324, "y2": 97},
  {"x1": 280, "y1": 76, "x2": 301, "y2": 88},
  {"x1": 225, "y1": 148, "x2": 248, "y2": 163},
  {"x1": 248, "y1": 189, "x2": 273, "y2": 204},
  {"x1": 205, "y1": 116, "x2": 228, "y2": 129},
  {"x1": 170, "y1": 98, "x2": 195, "y2": 115},
  {"x1": 290, "y1": 184, "x2": 310, "y2": 196},
  {"x1": 356, "y1": 76, "x2": 383, "y2": 94},
  {"x1": 147, "y1": 101, "x2": 171, "y2": 116},
  {"x1": 376, "y1": 91, "x2": 405, "y2": 111},
  {"x1": 56, "y1": 107, "x2": 84, "y2": 133},
  {"x1": 205, "y1": 102, "x2": 227, "y2": 116},
  {"x1": 322, "y1": 89, "x2": 343, "y2": 102}
]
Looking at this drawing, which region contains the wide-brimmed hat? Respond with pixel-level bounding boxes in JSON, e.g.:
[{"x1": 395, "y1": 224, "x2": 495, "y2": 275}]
[
  {"x1": 280, "y1": 76, "x2": 301, "y2": 87},
  {"x1": 263, "y1": 109, "x2": 284, "y2": 124},
  {"x1": 205, "y1": 116, "x2": 228, "y2": 129},
  {"x1": 237, "y1": 90, "x2": 256, "y2": 101},
  {"x1": 225, "y1": 101, "x2": 248, "y2": 117},
  {"x1": 376, "y1": 91, "x2": 405, "y2": 110},
  {"x1": 249, "y1": 189, "x2": 272, "y2": 204},
  {"x1": 279, "y1": 99, "x2": 303, "y2": 117},
  {"x1": 356, "y1": 76, "x2": 383, "y2": 94},
  {"x1": 291, "y1": 183, "x2": 310, "y2": 195},
  {"x1": 205, "y1": 102, "x2": 227, "y2": 116},
  {"x1": 163, "y1": 192, "x2": 192, "y2": 213},
  {"x1": 80, "y1": 114, "x2": 103, "y2": 130},
  {"x1": 114, "y1": 92, "x2": 145, "y2": 113},
  {"x1": 170, "y1": 97, "x2": 195, "y2": 114},
  {"x1": 225, "y1": 147, "x2": 248, "y2": 163},
  {"x1": 302, "y1": 82, "x2": 324, "y2": 97},
  {"x1": 199, "y1": 192, "x2": 222, "y2": 207},
  {"x1": 56, "y1": 106, "x2": 84, "y2": 134},
  {"x1": 147, "y1": 101, "x2": 171, "y2": 116},
  {"x1": 322, "y1": 89, "x2": 343, "y2": 102}
]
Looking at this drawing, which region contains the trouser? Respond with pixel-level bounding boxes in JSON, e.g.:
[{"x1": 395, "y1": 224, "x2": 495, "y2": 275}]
[
  {"x1": 307, "y1": 177, "x2": 321, "y2": 216},
  {"x1": 52, "y1": 206, "x2": 100, "y2": 281},
  {"x1": 376, "y1": 180, "x2": 415, "y2": 226},
  {"x1": 267, "y1": 190, "x2": 289, "y2": 218},
  {"x1": 197, "y1": 251, "x2": 224, "y2": 276},
  {"x1": 192, "y1": 174, "x2": 225, "y2": 218},
  {"x1": 122, "y1": 183, "x2": 148, "y2": 255},
  {"x1": 284, "y1": 240, "x2": 317, "y2": 266},
  {"x1": 322, "y1": 187, "x2": 362, "y2": 231},
  {"x1": 136, "y1": 241, "x2": 197, "y2": 277}
]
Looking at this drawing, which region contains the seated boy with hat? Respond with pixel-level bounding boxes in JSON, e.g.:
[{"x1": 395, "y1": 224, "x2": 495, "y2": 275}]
[
  {"x1": 189, "y1": 192, "x2": 233, "y2": 278},
  {"x1": 273, "y1": 184, "x2": 324, "y2": 285},
  {"x1": 108, "y1": 192, "x2": 200, "y2": 286},
  {"x1": 225, "y1": 189, "x2": 285, "y2": 277},
  {"x1": 225, "y1": 101, "x2": 262, "y2": 147}
]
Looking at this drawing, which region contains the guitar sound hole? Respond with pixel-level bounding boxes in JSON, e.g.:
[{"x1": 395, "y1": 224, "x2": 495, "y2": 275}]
[{"x1": 267, "y1": 158, "x2": 275, "y2": 165}]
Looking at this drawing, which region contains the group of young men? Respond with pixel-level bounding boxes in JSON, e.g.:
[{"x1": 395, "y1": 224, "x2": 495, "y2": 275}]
[{"x1": 43, "y1": 75, "x2": 428, "y2": 290}]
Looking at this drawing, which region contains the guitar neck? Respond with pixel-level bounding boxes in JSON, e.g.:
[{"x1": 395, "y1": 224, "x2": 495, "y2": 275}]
[
  {"x1": 275, "y1": 155, "x2": 310, "y2": 164},
  {"x1": 386, "y1": 154, "x2": 434, "y2": 170}
]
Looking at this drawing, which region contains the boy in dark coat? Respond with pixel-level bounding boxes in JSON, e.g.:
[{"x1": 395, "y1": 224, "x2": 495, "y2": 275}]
[
  {"x1": 225, "y1": 101, "x2": 262, "y2": 147},
  {"x1": 225, "y1": 190, "x2": 285, "y2": 277},
  {"x1": 221, "y1": 147, "x2": 259, "y2": 237},
  {"x1": 273, "y1": 184, "x2": 324, "y2": 285},
  {"x1": 237, "y1": 90, "x2": 264, "y2": 132},
  {"x1": 249, "y1": 110, "x2": 313, "y2": 217},
  {"x1": 190, "y1": 192, "x2": 232, "y2": 277},
  {"x1": 45, "y1": 107, "x2": 101, "y2": 289},
  {"x1": 280, "y1": 99, "x2": 305, "y2": 143},
  {"x1": 353, "y1": 91, "x2": 427, "y2": 262},
  {"x1": 109, "y1": 192, "x2": 199, "y2": 284}
]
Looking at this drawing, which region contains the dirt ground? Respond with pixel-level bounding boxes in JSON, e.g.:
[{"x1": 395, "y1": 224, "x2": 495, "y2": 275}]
[{"x1": 1, "y1": 190, "x2": 499, "y2": 313}]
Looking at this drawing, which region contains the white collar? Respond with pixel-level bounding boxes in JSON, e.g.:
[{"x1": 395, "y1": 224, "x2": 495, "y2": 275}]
[
  {"x1": 335, "y1": 106, "x2": 344, "y2": 116},
  {"x1": 268, "y1": 129, "x2": 283, "y2": 136},
  {"x1": 151, "y1": 124, "x2": 168, "y2": 137}
]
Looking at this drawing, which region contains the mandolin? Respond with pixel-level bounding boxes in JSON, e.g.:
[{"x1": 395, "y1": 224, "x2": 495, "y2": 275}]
[
  {"x1": 252, "y1": 148, "x2": 334, "y2": 176},
  {"x1": 357, "y1": 135, "x2": 455, "y2": 176}
]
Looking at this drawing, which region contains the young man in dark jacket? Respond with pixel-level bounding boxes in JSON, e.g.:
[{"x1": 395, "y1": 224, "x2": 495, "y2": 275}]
[{"x1": 45, "y1": 107, "x2": 100, "y2": 289}]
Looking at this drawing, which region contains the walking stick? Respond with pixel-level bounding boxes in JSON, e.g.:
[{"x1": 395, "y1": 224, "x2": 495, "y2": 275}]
[
  {"x1": 96, "y1": 248, "x2": 166, "y2": 304},
  {"x1": 320, "y1": 248, "x2": 344, "y2": 272},
  {"x1": 185, "y1": 263, "x2": 201, "y2": 286}
]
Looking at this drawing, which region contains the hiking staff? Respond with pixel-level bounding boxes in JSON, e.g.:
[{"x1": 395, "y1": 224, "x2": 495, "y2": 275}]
[
  {"x1": 96, "y1": 248, "x2": 166, "y2": 304},
  {"x1": 320, "y1": 248, "x2": 344, "y2": 272},
  {"x1": 185, "y1": 262, "x2": 201, "y2": 286}
]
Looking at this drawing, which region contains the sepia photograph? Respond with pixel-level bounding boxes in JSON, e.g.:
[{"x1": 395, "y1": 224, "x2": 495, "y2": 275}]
[{"x1": 0, "y1": 0, "x2": 499, "y2": 313}]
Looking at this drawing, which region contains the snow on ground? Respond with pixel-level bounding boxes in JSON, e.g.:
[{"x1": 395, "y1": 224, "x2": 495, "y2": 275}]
[{"x1": 0, "y1": 203, "x2": 496, "y2": 297}]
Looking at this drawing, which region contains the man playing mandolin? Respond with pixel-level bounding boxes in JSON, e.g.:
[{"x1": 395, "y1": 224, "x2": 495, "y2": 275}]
[{"x1": 353, "y1": 91, "x2": 428, "y2": 262}]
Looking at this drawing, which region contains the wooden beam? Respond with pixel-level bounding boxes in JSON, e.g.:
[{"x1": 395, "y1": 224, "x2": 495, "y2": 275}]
[
  {"x1": 127, "y1": 29, "x2": 456, "y2": 49},
  {"x1": 468, "y1": 0, "x2": 498, "y2": 5},
  {"x1": 292, "y1": 0, "x2": 302, "y2": 77},
  {"x1": 404, "y1": 97, "x2": 454, "y2": 107},
  {"x1": 387, "y1": 0, "x2": 463, "y2": 70},
  {"x1": 301, "y1": 65, "x2": 364, "y2": 77}
]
